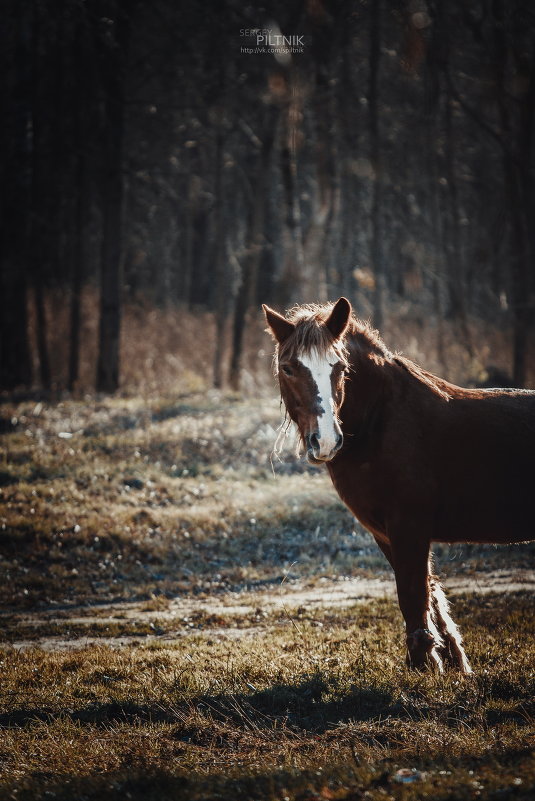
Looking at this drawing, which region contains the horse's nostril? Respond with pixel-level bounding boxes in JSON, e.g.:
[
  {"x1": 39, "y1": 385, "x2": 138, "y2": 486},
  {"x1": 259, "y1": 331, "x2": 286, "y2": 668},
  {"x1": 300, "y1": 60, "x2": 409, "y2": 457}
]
[
  {"x1": 336, "y1": 432, "x2": 344, "y2": 449},
  {"x1": 309, "y1": 432, "x2": 320, "y2": 451}
]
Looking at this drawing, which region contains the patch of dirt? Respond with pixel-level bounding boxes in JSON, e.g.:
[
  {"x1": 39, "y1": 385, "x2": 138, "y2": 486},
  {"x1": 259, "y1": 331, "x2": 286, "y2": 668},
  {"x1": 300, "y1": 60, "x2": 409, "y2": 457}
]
[
  {"x1": 2, "y1": 569, "x2": 533, "y2": 652},
  {"x1": 6, "y1": 627, "x2": 258, "y2": 652}
]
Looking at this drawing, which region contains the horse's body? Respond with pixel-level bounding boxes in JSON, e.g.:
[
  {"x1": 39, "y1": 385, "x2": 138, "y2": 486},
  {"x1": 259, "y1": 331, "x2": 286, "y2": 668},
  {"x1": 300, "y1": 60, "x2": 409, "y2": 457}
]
[{"x1": 263, "y1": 297, "x2": 535, "y2": 673}]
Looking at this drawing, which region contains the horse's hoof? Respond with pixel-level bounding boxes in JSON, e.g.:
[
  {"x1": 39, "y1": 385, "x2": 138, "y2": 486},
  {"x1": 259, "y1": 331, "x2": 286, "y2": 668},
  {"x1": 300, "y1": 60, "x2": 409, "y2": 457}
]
[
  {"x1": 406, "y1": 629, "x2": 441, "y2": 671},
  {"x1": 406, "y1": 650, "x2": 444, "y2": 672}
]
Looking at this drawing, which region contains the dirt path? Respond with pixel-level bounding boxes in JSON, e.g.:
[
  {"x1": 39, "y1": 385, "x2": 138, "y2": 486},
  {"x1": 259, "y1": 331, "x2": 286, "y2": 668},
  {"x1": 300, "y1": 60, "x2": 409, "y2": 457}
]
[{"x1": 3, "y1": 569, "x2": 533, "y2": 652}]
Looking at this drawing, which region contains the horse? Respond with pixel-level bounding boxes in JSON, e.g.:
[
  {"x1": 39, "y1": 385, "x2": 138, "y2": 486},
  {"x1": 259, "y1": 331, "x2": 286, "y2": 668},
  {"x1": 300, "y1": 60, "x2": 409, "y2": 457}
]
[{"x1": 263, "y1": 296, "x2": 535, "y2": 673}]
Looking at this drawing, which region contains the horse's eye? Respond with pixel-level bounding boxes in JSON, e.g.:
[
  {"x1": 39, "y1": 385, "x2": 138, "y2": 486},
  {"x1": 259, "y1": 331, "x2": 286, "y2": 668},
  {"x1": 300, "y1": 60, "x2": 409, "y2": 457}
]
[{"x1": 281, "y1": 364, "x2": 293, "y2": 377}]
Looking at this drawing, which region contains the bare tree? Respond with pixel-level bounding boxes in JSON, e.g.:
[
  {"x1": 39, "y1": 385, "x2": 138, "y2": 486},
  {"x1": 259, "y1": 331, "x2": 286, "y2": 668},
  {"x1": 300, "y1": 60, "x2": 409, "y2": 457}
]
[
  {"x1": 229, "y1": 106, "x2": 279, "y2": 390},
  {"x1": 96, "y1": 6, "x2": 131, "y2": 393},
  {"x1": 369, "y1": 0, "x2": 384, "y2": 329}
]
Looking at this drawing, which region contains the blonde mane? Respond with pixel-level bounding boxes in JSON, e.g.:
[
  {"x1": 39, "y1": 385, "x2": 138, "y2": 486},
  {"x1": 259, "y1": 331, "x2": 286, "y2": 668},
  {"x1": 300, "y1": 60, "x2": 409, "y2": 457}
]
[
  {"x1": 277, "y1": 302, "x2": 453, "y2": 402},
  {"x1": 277, "y1": 302, "x2": 349, "y2": 367}
]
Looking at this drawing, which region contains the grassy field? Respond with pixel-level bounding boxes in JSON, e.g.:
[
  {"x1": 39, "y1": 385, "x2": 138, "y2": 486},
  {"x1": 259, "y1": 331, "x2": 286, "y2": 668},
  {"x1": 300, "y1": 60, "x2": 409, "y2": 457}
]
[{"x1": 1, "y1": 392, "x2": 534, "y2": 800}]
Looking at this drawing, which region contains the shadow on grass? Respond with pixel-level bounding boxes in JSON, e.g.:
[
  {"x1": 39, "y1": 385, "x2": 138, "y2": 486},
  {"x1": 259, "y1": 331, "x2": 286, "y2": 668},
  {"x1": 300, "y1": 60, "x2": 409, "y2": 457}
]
[
  {"x1": 1, "y1": 746, "x2": 534, "y2": 801},
  {"x1": 0, "y1": 766, "x2": 366, "y2": 801},
  {"x1": 0, "y1": 765, "x2": 364, "y2": 801},
  {"x1": 187, "y1": 675, "x2": 396, "y2": 734},
  {"x1": 3, "y1": 667, "x2": 533, "y2": 737},
  {"x1": 0, "y1": 675, "x2": 394, "y2": 732}
]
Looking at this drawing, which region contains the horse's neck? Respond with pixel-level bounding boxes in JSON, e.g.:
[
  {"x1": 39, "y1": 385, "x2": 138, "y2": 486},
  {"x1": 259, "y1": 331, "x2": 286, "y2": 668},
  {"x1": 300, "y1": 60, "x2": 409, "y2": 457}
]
[{"x1": 341, "y1": 347, "x2": 392, "y2": 439}]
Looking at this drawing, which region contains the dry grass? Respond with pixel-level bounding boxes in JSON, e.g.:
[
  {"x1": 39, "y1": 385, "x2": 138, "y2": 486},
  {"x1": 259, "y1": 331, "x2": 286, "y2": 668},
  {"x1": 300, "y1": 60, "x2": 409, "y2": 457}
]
[
  {"x1": 0, "y1": 392, "x2": 391, "y2": 614},
  {"x1": 24, "y1": 287, "x2": 534, "y2": 395},
  {"x1": 0, "y1": 391, "x2": 534, "y2": 799},
  {"x1": 26, "y1": 288, "x2": 273, "y2": 395},
  {"x1": 1, "y1": 393, "x2": 532, "y2": 613},
  {"x1": 1, "y1": 595, "x2": 534, "y2": 800}
]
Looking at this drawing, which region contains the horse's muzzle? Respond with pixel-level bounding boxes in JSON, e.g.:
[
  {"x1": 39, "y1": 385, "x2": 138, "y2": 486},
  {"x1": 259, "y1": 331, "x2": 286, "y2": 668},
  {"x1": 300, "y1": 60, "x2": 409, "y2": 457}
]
[{"x1": 306, "y1": 430, "x2": 343, "y2": 463}]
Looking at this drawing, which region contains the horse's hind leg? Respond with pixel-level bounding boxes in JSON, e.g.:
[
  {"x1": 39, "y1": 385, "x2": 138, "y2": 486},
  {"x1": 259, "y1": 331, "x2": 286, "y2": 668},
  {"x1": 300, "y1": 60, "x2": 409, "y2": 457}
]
[{"x1": 429, "y1": 575, "x2": 472, "y2": 674}]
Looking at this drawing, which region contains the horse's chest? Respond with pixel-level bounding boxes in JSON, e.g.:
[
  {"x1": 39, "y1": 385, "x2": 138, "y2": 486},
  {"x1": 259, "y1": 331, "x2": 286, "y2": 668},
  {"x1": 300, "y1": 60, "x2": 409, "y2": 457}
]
[{"x1": 328, "y1": 460, "x2": 388, "y2": 536}]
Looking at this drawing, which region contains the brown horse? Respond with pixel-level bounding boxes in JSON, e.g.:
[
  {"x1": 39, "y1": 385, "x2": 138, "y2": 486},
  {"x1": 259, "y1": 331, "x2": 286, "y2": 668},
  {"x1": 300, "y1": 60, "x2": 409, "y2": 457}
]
[{"x1": 263, "y1": 297, "x2": 535, "y2": 673}]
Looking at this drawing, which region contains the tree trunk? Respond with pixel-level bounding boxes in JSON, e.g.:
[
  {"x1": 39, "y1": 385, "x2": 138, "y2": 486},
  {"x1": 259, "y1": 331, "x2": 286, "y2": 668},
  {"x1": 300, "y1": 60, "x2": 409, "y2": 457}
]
[
  {"x1": 369, "y1": 0, "x2": 384, "y2": 329},
  {"x1": 510, "y1": 164, "x2": 530, "y2": 388},
  {"x1": 229, "y1": 108, "x2": 278, "y2": 391},
  {"x1": 513, "y1": 57, "x2": 535, "y2": 388},
  {"x1": 279, "y1": 72, "x2": 305, "y2": 306},
  {"x1": 27, "y1": 2, "x2": 52, "y2": 391},
  {"x1": 68, "y1": 15, "x2": 87, "y2": 393},
  {"x1": 68, "y1": 151, "x2": 84, "y2": 392},
  {"x1": 212, "y1": 124, "x2": 227, "y2": 389},
  {"x1": 96, "y1": 8, "x2": 131, "y2": 393},
  {"x1": 443, "y1": 87, "x2": 472, "y2": 354},
  {"x1": 424, "y1": 60, "x2": 447, "y2": 372},
  {"x1": 33, "y1": 283, "x2": 51, "y2": 390},
  {"x1": 97, "y1": 176, "x2": 124, "y2": 393},
  {"x1": 0, "y1": 5, "x2": 32, "y2": 389},
  {"x1": 491, "y1": 0, "x2": 531, "y2": 387}
]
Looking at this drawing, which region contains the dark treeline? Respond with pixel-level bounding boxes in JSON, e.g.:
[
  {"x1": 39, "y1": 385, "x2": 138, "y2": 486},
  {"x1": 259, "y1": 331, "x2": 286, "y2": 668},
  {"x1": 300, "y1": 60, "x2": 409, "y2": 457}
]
[{"x1": 1, "y1": 0, "x2": 535, "y2": 393}]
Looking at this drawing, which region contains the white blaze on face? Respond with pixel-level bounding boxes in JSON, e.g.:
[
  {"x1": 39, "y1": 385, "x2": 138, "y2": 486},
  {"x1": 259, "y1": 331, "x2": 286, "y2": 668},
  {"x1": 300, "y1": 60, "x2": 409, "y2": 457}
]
[{"x1": 298, "y1": 348, "x2": 341, "y2": 458}]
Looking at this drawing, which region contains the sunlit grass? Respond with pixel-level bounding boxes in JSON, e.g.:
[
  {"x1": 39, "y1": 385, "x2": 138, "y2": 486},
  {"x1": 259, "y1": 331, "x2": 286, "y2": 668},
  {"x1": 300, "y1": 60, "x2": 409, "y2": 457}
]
[
  {"x1": 1, "y1": 595, "x2": 534, "y2": 799},
  {"x1": 2, "y1": 393, "x2": 532, "y2": 612},
  {"x1": 0, "y1": 392, "x2": 534, "y2": 799}
]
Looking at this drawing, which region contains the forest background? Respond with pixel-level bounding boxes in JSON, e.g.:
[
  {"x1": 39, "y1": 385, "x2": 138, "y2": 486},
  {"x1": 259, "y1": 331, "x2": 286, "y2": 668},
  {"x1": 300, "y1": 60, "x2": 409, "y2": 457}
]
[{"x1": 1, "y1": 0, "x2": 535, "y2": 396}]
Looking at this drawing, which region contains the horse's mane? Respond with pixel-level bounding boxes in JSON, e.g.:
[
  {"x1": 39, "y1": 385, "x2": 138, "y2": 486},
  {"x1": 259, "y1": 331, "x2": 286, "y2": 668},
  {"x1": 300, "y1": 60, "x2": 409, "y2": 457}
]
[
  {"x1": 347, "y1": 317, "x2": 453, "y2": 401},
  {"x1": 393, "y1": 355, "x2": 453, "y2": 402},
  {"x1": 280, "y1": 302, "x2": 454, "y2": 402},
  {"x1": 279, "y1": 303, "x2": 350, "y2": 365}
]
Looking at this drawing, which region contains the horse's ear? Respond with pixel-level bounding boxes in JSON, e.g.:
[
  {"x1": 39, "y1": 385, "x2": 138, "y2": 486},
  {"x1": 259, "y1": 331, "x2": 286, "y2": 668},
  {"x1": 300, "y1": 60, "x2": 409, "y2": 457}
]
[
  {"x1": 326, "y1": 297, "x2": 352, "y2": 341},
  {"x1": 262, "y1": 304, "x2": 295, "y2": 344}
]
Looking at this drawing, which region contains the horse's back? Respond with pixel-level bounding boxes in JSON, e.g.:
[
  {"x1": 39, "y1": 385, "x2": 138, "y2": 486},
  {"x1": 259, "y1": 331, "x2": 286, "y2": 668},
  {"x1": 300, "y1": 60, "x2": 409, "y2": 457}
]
[
  {"x1": 450, "y1": 387, "x2": 535, "y2": 443},
  {"x1": 430, "y1": 388, "x2": 535, "y2": 544}
]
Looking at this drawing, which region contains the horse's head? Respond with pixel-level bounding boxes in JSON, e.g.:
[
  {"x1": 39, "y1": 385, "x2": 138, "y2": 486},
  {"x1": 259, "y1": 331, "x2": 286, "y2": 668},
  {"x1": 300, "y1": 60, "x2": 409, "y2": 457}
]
[{"x1": 263, "y1": 297, "x2": 352, "y2": 464}]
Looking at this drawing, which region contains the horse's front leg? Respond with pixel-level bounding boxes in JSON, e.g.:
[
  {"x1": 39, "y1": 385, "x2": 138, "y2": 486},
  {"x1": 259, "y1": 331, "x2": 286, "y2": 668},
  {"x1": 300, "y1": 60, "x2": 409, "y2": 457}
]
[{"x1": 389, "y1": 533, "x2": 443, "y2": 671}]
